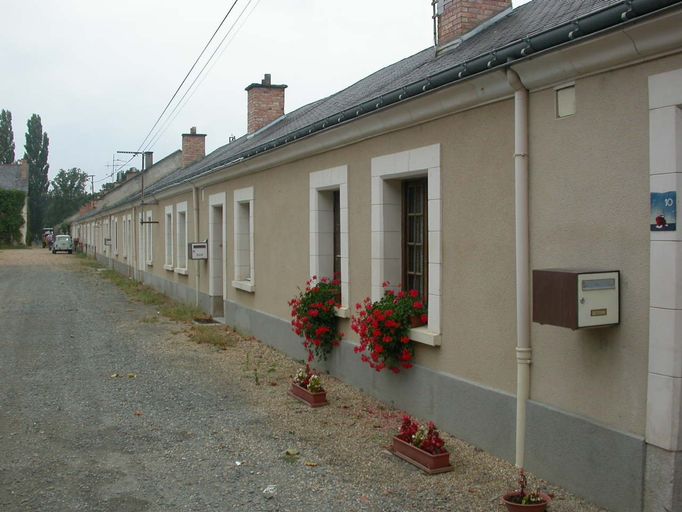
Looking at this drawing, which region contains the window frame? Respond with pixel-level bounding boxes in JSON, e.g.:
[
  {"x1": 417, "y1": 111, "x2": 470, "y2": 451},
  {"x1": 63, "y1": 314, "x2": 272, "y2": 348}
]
[
  {"x1": 164, "y1": 205, "x2": 174, "y2": 271},
  {"x1": 175, "y1": 201, "x2": 188, "y2": 275},
  {"x1": 371, "y1": 145, "x2": 441, "y2": 346},
  {"x1": 232, "y1": 187, "x2": 255, "y2": 293},
  {"x1": 309, "y1": 166, "x2": 349, "y2": 316},
  {"x1": 113, "y1": 217, "x2": 118, "y2": 257},
  {"x1": 145, "y1": 210, "x2": 153, "y2": 266}
]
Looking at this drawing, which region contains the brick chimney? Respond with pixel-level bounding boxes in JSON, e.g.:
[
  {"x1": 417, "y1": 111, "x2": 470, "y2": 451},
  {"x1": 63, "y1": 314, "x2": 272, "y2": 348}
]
[
  {"x1": 437, "y1": 0, "x2": 511, "y2": 48},
  {"x1": 245, "y1": 74, "x2": 287, "y2": 134},
  {"x1": 181, "y1": 127, "x2": 206, "y2": 168}
]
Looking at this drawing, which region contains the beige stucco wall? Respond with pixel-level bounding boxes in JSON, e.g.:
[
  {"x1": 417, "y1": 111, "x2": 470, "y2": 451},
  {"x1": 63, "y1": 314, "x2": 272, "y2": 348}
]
[
  {"x1": 81, "y1": 51, "x2": 682, "y2": 440},
  {"x1": 196, "y1": 99, "x2": 518, "y2": 394},
  {"x1": 529, "y1": 53, "x2": 682, "y2": 436}
]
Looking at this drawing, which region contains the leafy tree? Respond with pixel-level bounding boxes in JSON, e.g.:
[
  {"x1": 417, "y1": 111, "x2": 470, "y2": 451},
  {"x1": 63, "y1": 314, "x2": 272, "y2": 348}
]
[
  {"x1": 24, "y1": 114, "x2": 49, "y2": 238},
  {"x1": 99, "y1": 181, "x2": 117, "y2": 194},
  {"x1": 0, "y1": 109, "x2": 15, "y2": 164},
  {"x1": 0, "y1": 189, "x2": 26, "y2": 244},
  {"x1": 45, "y1": 168, "x2": 90, "y2": 227}
]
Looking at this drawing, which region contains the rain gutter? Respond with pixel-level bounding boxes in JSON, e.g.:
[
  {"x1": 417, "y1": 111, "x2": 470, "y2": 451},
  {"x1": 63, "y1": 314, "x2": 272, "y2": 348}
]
[{"x1": 181, "y1": 0, "x2": 679, "y2": 183}]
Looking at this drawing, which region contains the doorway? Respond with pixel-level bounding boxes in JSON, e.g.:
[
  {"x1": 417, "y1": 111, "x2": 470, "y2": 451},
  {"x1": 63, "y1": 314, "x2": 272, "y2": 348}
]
[{"x1": 209, "y1": 198, "x2": 225, "y2": 319}]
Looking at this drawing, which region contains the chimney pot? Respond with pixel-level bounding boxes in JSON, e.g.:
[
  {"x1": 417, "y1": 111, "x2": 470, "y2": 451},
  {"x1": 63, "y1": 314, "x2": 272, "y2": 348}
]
[{"x1": 190, "y1": 126, "x2": 197, "y2": 134}]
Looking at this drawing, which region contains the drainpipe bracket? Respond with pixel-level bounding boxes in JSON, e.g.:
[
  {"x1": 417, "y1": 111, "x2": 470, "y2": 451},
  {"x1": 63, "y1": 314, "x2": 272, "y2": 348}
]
[{"x1": 516, "y1": 346, "x2": 532, "y2": 364}]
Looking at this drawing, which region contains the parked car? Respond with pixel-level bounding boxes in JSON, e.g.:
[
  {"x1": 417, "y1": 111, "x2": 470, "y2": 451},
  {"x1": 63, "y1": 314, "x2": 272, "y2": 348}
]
[{"x1": 52, "y1": 235, "x2": 73, "y2": 254}]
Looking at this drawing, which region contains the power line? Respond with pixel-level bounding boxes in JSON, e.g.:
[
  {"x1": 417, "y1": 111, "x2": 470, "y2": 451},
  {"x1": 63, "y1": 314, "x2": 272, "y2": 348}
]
[
  {"x1": 144, "y1": 0, "x2": 261, "y2": 152},
  {"x1": 126, "y1": 0, "x2": 242, "y2": 163},
  {"x1": 111, "y1": 0, "x2": 242, "y2": 177}
]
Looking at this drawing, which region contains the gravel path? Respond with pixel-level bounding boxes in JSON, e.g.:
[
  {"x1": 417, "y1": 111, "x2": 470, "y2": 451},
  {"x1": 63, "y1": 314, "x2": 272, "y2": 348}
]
[{"x1": 0, "y1": 248, "x2": 609, "y2": 511}]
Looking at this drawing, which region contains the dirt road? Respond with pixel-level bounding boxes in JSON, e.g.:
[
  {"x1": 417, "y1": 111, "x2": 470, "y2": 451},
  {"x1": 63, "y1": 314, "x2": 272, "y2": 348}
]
[{"x1": 0, "y1": 249, "x2": 607, "y2": 511}]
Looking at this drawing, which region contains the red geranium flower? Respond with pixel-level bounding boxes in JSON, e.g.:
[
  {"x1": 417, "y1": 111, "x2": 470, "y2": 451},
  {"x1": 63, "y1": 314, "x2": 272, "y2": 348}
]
[{"x1": 351, "y1": 284, "x2": 425, "y2": 373}]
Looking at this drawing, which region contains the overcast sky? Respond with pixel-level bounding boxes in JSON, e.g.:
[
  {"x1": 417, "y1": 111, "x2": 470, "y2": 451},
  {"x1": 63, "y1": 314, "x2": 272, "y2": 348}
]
[{"x1": 1, "y1": 0, "x2": 530, "y2": 191}]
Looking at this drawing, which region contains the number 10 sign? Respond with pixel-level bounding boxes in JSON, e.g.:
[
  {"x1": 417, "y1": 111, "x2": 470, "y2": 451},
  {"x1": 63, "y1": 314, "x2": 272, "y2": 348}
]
[{"x1": 651, "y1": 191, "x2": 677, "y2": 231}]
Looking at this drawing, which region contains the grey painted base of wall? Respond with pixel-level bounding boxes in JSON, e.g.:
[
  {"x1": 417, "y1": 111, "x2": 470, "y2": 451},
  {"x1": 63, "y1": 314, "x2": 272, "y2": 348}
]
[
  {"x1": 142, "y1": 270, "x2": 200, "y2": 308},
  {"x1": 644, "y1": 444, "x2": 682, "y2": 512},
  {"x1": 226, "y1": 299, "x2": 645, "y2": 512}
]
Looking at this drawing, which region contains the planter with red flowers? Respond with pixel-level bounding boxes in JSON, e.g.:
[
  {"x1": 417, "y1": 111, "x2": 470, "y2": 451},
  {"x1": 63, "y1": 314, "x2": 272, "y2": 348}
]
[
  {"x1": 288, "y1": 367, "x2": 328, "y2": 408},
  {"x1": 390, "y1": 415, "x2": 453, "y2": 474},
  {"x1": 501, "y1": 469, "x2": 552, "y2": 511},
  {"x1": 351, "y1": 284, "x2": 427, "y2": 373},
  {"x1": 288, "y1": 275, "x2": 343, "y2": 364}
]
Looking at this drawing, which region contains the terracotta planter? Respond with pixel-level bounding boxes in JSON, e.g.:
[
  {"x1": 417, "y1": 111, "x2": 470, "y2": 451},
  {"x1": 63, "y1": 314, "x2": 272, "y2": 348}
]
[
  {"x1": 391, "y1": 436, "x2": 453, "y2": 474},
  {"x1": 501, "y1": 492, "x2": 552, "y2": 512},
  {"x1": 288, "y1": 383, "x2": 328, "y2": 408}
]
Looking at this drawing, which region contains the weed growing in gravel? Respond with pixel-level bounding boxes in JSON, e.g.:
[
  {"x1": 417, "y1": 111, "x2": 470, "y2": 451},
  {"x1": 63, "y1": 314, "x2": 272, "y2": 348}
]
[
  {"x1": 159, "y1": 303, "x2": 206, "y2": 323},
  {"x1": 189, "y1": 325, "x2": 237, "y2": 349}
]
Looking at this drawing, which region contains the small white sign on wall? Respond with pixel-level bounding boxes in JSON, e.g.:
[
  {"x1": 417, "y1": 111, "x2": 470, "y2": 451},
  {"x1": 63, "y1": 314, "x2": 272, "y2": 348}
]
[{"x1": 188, "y1": 242, "x2": 208, "y2": 260}]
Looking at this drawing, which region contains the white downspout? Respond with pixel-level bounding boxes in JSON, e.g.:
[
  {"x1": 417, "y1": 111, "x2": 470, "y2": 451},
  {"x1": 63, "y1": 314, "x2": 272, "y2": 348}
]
[
  {"x1": 132, "y1": 205, "x2": 137, "y2": 280},
  {"x1": 507, "y1": 67, "x2": 530, "y2": 468},
  {"x1": 192, "y1": 185, "x2": 200, "y2": 308}
]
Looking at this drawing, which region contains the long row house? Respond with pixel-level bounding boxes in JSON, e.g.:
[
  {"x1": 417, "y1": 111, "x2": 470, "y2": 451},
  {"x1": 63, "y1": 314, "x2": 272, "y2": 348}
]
[{"x1": 71, "y1": 1, "x2": 682, "y2": 510}]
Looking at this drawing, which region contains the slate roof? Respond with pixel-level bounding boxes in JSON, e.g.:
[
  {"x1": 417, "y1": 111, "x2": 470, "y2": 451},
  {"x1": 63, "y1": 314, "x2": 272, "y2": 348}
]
[
  {"x1": 0, "y1": 164, "x2": 29, "y2": 193},
  {"x1": 81, "y1": 0, "x2": 678, "y2": 219}
]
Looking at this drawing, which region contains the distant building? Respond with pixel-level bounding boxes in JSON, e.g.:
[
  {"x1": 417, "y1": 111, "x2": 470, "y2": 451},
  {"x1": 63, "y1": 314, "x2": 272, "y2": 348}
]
[{"x1": 0, "y1": 160, "x2": 29, "y2": 243}]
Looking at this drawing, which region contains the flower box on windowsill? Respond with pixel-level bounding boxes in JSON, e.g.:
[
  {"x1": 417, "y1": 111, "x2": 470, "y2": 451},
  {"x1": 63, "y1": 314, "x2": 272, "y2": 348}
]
[
  {"x1": 288, "y1": 383, "x2": 328, "y2": 408},
  {"x1": 391, "y1": 436, "x2": 453, "y2": 474}
]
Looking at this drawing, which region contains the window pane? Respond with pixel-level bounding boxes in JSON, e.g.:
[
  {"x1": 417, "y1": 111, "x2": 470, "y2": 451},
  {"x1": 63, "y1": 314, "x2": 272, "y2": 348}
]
[
  {"x1": 402, "y1": 178, "x2": 428, "y2": 299},
  {"x1": 333, "y1": 190, "x2": 340, "y2": 277}
]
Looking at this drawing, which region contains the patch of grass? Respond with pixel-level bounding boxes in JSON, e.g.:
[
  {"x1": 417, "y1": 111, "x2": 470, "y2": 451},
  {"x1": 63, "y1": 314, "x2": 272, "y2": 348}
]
[
  {"x1": 188, "y1": 325, "x2": 237, "y2": 349},
  {"x1": 84, "y1": 262, "x2": 206, "y2": 322},
  {"x1": 159, "y1": 303, "x2": 206, "y2": 323},
  {"x1": 78, "y1": 254, "x2": 103, "y2": 269}
]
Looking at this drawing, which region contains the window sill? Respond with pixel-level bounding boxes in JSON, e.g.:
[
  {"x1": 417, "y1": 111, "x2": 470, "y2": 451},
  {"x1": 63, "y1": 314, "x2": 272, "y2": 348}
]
[
  {"x1": 146, "y1": 261, "x2": 153, "y2": 267},
  {"x1": 334, "y1": 306, "x2": 350, "y2": 319},
  {"x1": 409, "y1": 326, "x2": 441, "y2": 347},
  {"x1": 164, "y1": 264, "x2": 174, "y2": 272},
  {"x1": 174, "y1": 267, "x2": 189, "y2": 276},
  {"x1": 232, "y1": 280, "x2": 255, "y2": 293}
]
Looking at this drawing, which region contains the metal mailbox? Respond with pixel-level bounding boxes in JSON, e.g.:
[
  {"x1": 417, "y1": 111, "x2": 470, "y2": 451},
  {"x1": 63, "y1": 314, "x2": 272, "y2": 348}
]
[
  {"x1": 188, "y1": 242, "x2": 208, "y2": 260},
  {"x1": 532, "y1": 269, "x2": 620, "y2": 329}
]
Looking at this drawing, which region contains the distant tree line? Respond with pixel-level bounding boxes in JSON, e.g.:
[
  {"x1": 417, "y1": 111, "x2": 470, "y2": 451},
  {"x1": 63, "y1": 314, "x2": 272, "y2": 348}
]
[{"x1": 0, "y1": 109, "x2": 93, "y2": 243}]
